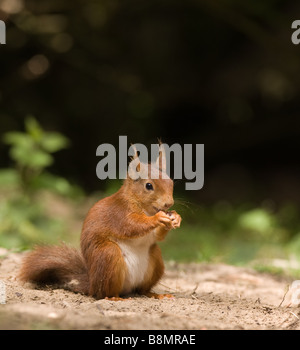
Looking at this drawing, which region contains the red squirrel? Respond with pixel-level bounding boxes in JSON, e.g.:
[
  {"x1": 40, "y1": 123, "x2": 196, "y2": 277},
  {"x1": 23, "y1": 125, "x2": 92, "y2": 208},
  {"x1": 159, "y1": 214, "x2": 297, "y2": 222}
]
[{"x1": 19, "y1": 147, "x2": 181, "y2": 300}]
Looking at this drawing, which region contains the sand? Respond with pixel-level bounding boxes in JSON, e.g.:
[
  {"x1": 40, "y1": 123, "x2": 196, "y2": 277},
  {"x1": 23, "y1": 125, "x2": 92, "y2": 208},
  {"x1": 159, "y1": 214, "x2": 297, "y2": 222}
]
[{"x1": 0, "y1": 249, "x2": 299, "y2": 330}]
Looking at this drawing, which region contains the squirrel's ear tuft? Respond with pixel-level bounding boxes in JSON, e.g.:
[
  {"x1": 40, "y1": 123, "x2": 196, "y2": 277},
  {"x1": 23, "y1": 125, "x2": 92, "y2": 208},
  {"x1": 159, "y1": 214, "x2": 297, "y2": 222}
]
[
  {"x1": 128, "y1": 144, "x2": 141, "y2": 179},
  {"x1": 156, "y1": 141, "x2": 167, "y2": 173},
  {"x1": 129, "y1": 144, "x2": 138, "y2": 160}
]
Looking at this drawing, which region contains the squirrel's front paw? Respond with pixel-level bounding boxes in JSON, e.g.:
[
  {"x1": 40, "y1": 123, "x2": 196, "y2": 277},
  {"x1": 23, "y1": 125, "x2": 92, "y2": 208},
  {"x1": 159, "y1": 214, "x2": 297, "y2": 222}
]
[
  {"x1": 155, "y1": 211, "x2": 173, "y2": 229},
  {"x1": 167, "y1": 211, "x2": 182, "y2": 229}
]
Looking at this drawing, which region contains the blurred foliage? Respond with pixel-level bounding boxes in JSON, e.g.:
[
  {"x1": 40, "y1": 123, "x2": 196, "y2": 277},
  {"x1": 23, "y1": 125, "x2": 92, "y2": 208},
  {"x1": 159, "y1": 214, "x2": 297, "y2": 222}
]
[
  {"x1": 161, "y1": 200, "x2": 300, "y2": 269},
  {"x1": 2, "y1": 116, "x2": 69, "y2": 191},
  {"x1": 0, "y1": 118, "x2": 83, "y2": 248},
  {"x1": 0, "y1": 195, "x2": 63, "y2": 248}
]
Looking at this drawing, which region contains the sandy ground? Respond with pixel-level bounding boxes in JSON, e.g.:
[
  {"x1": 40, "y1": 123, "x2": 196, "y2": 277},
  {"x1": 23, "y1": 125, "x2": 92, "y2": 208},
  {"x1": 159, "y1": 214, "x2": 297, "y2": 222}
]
[{"x1": 0, "y1": 249, "x2": 300, "y2": 330}]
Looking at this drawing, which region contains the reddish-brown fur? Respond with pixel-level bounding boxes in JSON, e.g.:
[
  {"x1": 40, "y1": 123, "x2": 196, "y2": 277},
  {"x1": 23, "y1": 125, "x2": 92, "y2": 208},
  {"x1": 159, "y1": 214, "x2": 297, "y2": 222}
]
[{"x1": 19, "y1": 156, "x2": 182, "y2": 300}]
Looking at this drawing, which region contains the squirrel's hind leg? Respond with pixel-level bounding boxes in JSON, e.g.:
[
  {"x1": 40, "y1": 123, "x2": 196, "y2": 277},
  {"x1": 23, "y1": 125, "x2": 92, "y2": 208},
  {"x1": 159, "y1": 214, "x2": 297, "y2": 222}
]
[{"x1": 88, "y1": 241, "x2": 126, "y2": 299}]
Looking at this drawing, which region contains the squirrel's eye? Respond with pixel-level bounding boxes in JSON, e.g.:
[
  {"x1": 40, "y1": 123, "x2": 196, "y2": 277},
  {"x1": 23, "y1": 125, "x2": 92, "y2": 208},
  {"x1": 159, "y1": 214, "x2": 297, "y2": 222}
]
[{"x1": 145, "y1": 183, "x2": 153, "y2": 191}]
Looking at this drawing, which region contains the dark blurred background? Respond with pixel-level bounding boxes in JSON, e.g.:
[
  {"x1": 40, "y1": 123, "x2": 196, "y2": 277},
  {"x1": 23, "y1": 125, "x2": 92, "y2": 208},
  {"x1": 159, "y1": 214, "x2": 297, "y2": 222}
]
[{"x1": 1, "y1": 0, "x2": 300, "y2": 265}]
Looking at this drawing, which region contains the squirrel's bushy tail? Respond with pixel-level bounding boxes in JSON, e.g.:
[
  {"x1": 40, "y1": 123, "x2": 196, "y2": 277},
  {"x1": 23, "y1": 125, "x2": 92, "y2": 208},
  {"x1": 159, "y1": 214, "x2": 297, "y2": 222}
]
[{"x1": 18, "y1": 243, "x2": 89, "y2": 295}]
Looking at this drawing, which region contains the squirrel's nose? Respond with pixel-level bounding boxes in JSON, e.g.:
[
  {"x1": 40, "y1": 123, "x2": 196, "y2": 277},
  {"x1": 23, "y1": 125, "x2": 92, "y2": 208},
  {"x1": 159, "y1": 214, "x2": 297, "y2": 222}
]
[{"x1": 164, "y1": 200, "x2": 174, "y2": 210}]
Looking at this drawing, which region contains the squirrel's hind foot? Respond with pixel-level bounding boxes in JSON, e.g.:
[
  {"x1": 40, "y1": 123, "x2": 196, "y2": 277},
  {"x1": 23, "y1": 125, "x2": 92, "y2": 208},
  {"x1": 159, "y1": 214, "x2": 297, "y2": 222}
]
[
  {"x1": 104, "y1": 296, "x2": 132, "y2": 301},
  {"x1": 145, "y1": 292, "x2": 174, "y2": 299}
]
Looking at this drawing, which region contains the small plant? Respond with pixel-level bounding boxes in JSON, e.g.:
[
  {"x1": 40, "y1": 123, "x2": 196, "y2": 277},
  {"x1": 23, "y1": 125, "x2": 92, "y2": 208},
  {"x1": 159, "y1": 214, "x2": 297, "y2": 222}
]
[
  {"x1": 0, "y1": 116, "x2": 81, "y2": 249},
  {"x1": 2, "y1": 116, "x2": 69, "y2": 193}
]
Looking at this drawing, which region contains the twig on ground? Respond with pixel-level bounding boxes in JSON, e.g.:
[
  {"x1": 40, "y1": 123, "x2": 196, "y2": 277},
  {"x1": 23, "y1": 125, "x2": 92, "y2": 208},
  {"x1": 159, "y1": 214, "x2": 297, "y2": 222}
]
[
  {"x1": 290, "y1": 311, "x2": 299, "y2": 320},
  {"x1": 278, "y1": 284, "x2": 290, "y2": 307},
  {"x1": 189, "y1": 283, "x2": 199, "y2": 296}
]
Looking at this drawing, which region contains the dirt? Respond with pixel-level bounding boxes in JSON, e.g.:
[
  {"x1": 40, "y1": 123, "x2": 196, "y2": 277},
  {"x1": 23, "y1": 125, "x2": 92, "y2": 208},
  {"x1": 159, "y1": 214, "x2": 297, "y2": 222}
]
[{"x1": 0, "y1": 248, "x2": 300, "y2": 330}]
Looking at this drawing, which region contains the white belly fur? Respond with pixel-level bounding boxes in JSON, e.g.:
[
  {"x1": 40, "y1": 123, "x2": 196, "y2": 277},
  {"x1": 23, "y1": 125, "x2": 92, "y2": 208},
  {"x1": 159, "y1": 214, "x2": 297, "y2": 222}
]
[{"x1": 117, "y1": 231, "x2": 156, "y2": 295}]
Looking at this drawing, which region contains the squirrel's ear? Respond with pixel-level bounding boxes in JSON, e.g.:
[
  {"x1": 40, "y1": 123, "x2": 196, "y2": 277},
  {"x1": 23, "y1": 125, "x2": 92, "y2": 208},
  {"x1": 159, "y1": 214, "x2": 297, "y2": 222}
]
[
  {"x1": 156, "y1": 141, "x2": 167, "y2": 173},
  {"x1": 129, "y1": 144, "x2": 141, "y2": 171},
  {"x1": 128, "y1": 144, "x2": 141, "y2": 179}
]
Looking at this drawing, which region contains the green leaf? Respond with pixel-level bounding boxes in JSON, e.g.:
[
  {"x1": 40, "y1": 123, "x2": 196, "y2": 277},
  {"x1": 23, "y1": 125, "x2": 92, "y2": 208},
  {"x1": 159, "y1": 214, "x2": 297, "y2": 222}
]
[
  {"x1": 9, "y1": 143, "x2": 35, "y2": 166},
  {"x1": 238, "y1": 209, "x2": 274, "y2": 234},
  {"x1": 0, "y1": 169, "x2": 19, "y2": 187},
  {"x1": 10, "y1": 146, "x2": 53, "y2": 169},
  {"x1": 2, "y1": 132, "x2": 31, "y2": 147},
  {"x1": 41, "y1": 132, "x2": 70, "y2": 153},
  {"x1": 31, "y1": 172, "x2": 83, "y2": 197},
  {"x1": 25, "y1": 116, "x2": 43, "y2": 142},
  {"x1": 28, "y1": 150, "x2": 54, "y2": 168}
]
